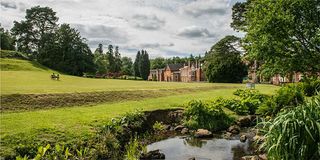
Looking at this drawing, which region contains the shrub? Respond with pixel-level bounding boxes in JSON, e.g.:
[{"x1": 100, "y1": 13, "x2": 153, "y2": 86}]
[
  {"x1": 152, "y1": 121, "x2": 165, "y2": 132},
  {"x1": 236, "y1": 89, "x2": 268, "y2": 115},
  {"x1": 257, "y1": 84, "x2": 304, "y2": 116},
  {"x1": 183, "y1": 100, "x2": 234, "y2": 131},
  {"x1": 124, "y1": 137, "x2": 146, "y2": 160},
  {"x1": 300, "y1": 78, "x2": 320, "y2": 97},
  {"x1": 215, "y1": 89, "x2": 269, "y2": 115},
  {"x1": 260, "y1": 96, "x2": 320, "y2": 160}
]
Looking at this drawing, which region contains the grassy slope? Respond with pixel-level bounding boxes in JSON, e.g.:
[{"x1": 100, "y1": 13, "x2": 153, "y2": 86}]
[{"x1": 0, "y1": 56, "x2": 278, "y2": 137}]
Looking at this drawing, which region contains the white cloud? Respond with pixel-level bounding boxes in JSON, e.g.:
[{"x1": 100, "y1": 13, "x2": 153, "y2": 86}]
[{"x1": 0, "y1": 0, "x2": 243, "y2": 59}]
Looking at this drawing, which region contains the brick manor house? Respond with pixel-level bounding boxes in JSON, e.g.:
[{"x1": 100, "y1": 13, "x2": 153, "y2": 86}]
[{"x1": 148, "y1": 60, "x2": 205, "y2": 82}]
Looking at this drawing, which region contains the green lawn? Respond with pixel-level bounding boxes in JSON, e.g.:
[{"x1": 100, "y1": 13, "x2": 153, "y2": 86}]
[{"x1": 1, "y1": 58, "x2": 245, "y2": 95}]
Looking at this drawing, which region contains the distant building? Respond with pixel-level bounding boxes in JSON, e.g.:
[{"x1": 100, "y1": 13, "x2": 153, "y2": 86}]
[
  {"x1": 149, "y1": 60, "x2": 205, "y2": 82},
  {"x1": 148, "y1": 69, "x2": 164, "y2": 81}
]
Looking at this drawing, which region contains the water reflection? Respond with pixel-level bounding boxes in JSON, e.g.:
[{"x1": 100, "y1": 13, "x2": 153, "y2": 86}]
[{"x1": 147, "y1": 136, "x2": 253, "y2": 160}]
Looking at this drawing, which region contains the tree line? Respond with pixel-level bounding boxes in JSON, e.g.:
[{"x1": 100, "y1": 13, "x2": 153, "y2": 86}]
[{"x1": 0, "y1": 6, "x2": 152, "y2": 79}]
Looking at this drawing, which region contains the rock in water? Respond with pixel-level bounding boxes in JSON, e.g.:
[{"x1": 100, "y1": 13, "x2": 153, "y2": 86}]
[
  {"x1": 227, "y1": 125, "x2": 240, "y2": 134},
  {"x1": 194, "y1": 129, "x2": 213, "y2": 138},
  {"x1": 240, "y1": 135, "x2": 247, "y2": 142},
  {"x1": 181, "y1": 128, "x2": 189, "y2": 134},
  {"x1": 237, "y1": 115, "x2": 257, "y2": 127},
  {"x1": 241, "y1": 155, "x2": 259, "y2": 160},
  {"x1": 223, "y1": 132, "x2": 233, "y2": 139},
  {"x1": 174, "y1": 125, "x2": 184, "y2": 131},
  {"x1": 140, "y1": 150, "x2": 165, "y2": 159}
]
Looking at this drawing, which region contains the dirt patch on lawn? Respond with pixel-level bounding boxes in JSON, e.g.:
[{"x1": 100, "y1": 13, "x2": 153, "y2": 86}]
[{"x1": 1, "y1": 86, "x2": 238, "y2": 112}]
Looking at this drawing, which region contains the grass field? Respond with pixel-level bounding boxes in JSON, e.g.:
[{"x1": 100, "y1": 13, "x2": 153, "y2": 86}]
[
  {"x1": 0, "y1": 56, "x2": 279, "y2": 157},
  {"x1": 1, "y1": 58, "x2": 242, "y2": 95}
]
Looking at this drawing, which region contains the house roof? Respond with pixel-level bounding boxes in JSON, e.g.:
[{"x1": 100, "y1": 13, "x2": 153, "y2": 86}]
[{"x1": 167, "y1": 63, "x2": 184, "y2": 71}]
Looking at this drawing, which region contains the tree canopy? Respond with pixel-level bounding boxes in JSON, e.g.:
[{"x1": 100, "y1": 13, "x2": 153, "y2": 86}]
[
  {"x1": 10, "y1": 6, "x2": 95, "y2": 76},
  {"x1": 232, "y1": 0, "x2": 320, "y2": 76},
  {"x1": 205, "y1": 35, "x2": 247, "y2": 83},
  {"x1": 133, "y1": 50, "x2": 150, "y2": 80},
  {"x1": 0, "y1": 25, "x2": 15, "y2": 50}
]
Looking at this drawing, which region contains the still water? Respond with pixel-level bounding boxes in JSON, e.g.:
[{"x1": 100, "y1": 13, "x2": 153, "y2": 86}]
[{"x1": 147, "y1": 136, "x2": 252, "y2": 160}]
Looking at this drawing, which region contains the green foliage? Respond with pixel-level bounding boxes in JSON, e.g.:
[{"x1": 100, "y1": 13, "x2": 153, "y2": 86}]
[
  {"x1": 0, "y1": 26, "x2": 15, "y2": 50},
  {"x1": 138, "y1": 50, "x2": 150, "y2": 80},
  {"x1": 213, "y1": 89, "x2": 268, "y2": 115},
  {"x1": 205, "y1": 35, "x2": 247, "y2": 83},
  {"x1": 257, "y1": 85, "x2": 305, "y2": 116},
  {"x1": 11, "y1": 6, "x2": 58, "y2": 58},
  {"x1": 152, "y1": 121, "x2": 165, "y2": 132},
  {"x1": 15, "y1": 144, "x2": 94, "y2": 160},
  {"x1": 9, "y1": 111, "x2": 146, "y2": 159},
  {"x1": 230, "y1": 1, "x2": 250, "y2": 32},
  {"x1": 121, "y1": 57, "x2": 134, "y2": 76},
  {"x1": 183, "y1": 100, "x2": 233, "y2": 131},
  {"x1": 0, "y1": 50, "x2": 29, "y2": 60},
  {"x1": 45, "y1": 24, "x2": 96, "y2": 76},
  {"x1": 242, "y1": 0, "x2": 320, "y2": 75},
  {"x1": 133, "y1": 50, "x2": 150, "y2": 80},
  {"x1": 300, "y1": 78, "x2": 320, "y2": 97},
  {"x1": 133, "y1": 51, "x2": 141, "y2": 78},
  {"x1": 261, "y1": 96, "x2": 320, "y2": 160},
  {"x1": 150, "y1": 57, "x2": 166, "y2": 69},
  {"x1": 124, "y1": 137, "x2": 146, "y2": 160},
  {"x1": 11, "y1": 6, "x2": 96, "y2": 76}
]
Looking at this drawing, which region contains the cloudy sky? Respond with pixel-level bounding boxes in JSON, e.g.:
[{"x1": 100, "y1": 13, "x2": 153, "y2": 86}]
[{"x1": 0, "y1": 0, "x2": 244, "y2": 58}]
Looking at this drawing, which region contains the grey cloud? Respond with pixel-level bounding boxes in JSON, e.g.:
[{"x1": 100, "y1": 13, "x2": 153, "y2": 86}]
[
  {"x1": 0, "y1": 1, "x2": 17, "y2": 9},
  {"x1": 72, "y1": 24, "x2": 129, "y2": 44},
  {"x1": 140, "y1": 42, "x2": 174, "y2": 49},
  {"x1": 86, "y1": 39, "x2": 112, "y2": 47},
  {"x1": 182, "y1": 0, "x2": 228, "y2": 17},
  {"x1": 177, "y1": 26, "x2": 215, "y2": 38},
  {"x1": 184, "y1": 7, "x2": 226, "y2": 17},
  {"x1": 131, "y1": 14, "x2": 165, "y2": 30}
]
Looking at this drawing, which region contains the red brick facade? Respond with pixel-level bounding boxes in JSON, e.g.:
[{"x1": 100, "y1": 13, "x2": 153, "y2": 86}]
[{"x1": 149, "y1": 61, "x2": 205, "y2": 82}]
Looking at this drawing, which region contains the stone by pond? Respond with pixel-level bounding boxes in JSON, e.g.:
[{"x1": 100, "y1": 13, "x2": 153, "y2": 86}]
[{"x1": 147, "y1": 135, "x2": 254, "y2": 160}]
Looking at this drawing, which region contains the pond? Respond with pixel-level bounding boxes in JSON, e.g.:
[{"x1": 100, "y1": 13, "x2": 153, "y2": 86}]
[{"x1": 147, "y1": 136, "x2": 253, "y2": 160}]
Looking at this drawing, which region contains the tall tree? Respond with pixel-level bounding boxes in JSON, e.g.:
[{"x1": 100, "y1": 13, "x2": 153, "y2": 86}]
[
  {"x1": 134, "y1": 51, "x2": 141, "y2": 78},
  {"x1": 205, "y1": 35, "x2": 247, "y2": 83},
  {"x1": 121, "y1": 57, "x2": 133, "y2": 75},
  {"x1": 11, "y1": 6, "x2": 58, "y2": 59},
  {"x1": 93, "y1": 44, "x2": 108, "y2": 74},
  {"x1": 114, "y1": 46, "x2": 122, "y2": 73},
  {"x1": 139, "y1": 50, "x2": 150, "y2": 80},
  {"x1": 106, "y1": 44, "x2": 115, "y2": 73},
  {"x1": 0, "y1": 25, "x2": 15, "y2": 50},
  {"x1": 94, "y1": 43, "x2": 103, "y2": 54}
]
